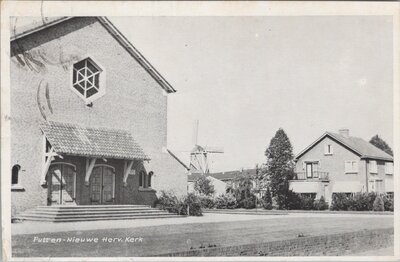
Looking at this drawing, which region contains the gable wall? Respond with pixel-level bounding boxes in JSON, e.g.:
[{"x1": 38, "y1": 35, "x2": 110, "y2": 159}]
[
  {"x1": 10, "y1": 17, "x2": 186, "y2": 214},
  {"x1": 295, "y1": 136, "x2": 366, "y2": 188}
]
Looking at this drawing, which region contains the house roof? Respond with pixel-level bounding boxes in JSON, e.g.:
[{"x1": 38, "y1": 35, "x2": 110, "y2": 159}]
[
  {"x1": 187, "y1": 173, "x2": 204, "y2": 182},
  {"x1": 10, "y1": 16, "x2": 176, "y2": 94},
  {"x1": 187, "y1": 168, "x2": 257, "y2": 182},
  {"x1": 208, "y1": 168, "x2": 258, "y2": 181},
  {"x1": 295, "y1": 132, "x2": 393, "y2": 162},
  {"x1": 40, "y1": 121, "x2": 149, "y2": 160},
  {"x1": 166, "y1": 149, "x2": 190, "y2": 171}
]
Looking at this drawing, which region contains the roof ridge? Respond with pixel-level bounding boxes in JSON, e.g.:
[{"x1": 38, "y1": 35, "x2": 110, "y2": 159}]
[
  {"x1": 296, "y1": 131, "x2": 393, "y2": 161},
  {"x1": 44, "y1": 120, "x2": 133, "y2": 134}
]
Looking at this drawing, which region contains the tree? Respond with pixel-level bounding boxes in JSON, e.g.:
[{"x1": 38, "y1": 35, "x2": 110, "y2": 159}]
[
  {"x1": 233, "y1": 173, "x2": 256, "y2": 209},
  {"x1": 264, "y1": 128, "x2": 295, "y2": 209},
  {"x1": 369, "y1": 135, "x2": 393, "y2": 156},
  {"x1": 262, "y1": 187, "x2": 273, "y2": 210},
  {"x1": 193, "y1": 176, "x2": 215, "y2": 196}
]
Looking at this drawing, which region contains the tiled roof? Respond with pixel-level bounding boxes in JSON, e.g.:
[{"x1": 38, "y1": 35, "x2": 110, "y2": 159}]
[
  {"x1": 40, "y1": 121, "x2": 149, "y2": 160},
  {"x1": 326, "y1": 132, "x2": 393, "y2": 161},
  {"x1": 187, "y1": 173, "x2": 204, "y2": 182},
  {"x1": 295, "y1": 131, "x2": 393, "y2": 162},
  {"x1": 188, "y1": 168, "x2": 257, "y2": 182},
  {"x1": 209, "y1": 169, "x2": 258, "y2": 181}
]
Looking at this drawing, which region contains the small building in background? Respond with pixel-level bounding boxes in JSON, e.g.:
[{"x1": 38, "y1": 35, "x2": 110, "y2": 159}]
[{"x1": 188, "y1": 168, "x2": 258, "y2": 196}]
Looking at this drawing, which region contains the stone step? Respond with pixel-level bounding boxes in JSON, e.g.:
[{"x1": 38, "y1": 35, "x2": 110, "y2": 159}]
[
  {"x1": 22, "y1": 209, "x2": 166, "y2": 215},
  {"x1": 17, "y1": 214, "x2": 183, "y2": 223},
  {"x1": 35, "y1": 204, "x2": 151, "y2": 209},
  {"x1": 16, "y1": 205, "x2": 179, "y2": 222},
  {"x1": 33, "y1": 207, "x2": 155, "y2": 213},
  {"x1": 18, "y1": 211, "x2": 176, "y2": 220}
]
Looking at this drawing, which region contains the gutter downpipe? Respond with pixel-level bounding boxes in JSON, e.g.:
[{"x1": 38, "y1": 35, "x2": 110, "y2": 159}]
[{"x1": 365, "y1": 159, "x2": 369, "y2": 193}]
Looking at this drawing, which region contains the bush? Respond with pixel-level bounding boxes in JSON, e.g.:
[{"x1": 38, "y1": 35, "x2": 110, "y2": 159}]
[
  {"x1": 383, "y1": 195, "x2": 394, "y2": 211},
  {"x1": 194, "y1": 176, "x2": 215, "y2": 196},
  {"x1": 299, "y1": 194, "x2": 315, "y2": 210},
  {"x1": 366, "y1": 192, "x2": 377, "y2": 210},
  {"x1": 287, "y1": 190, "x2": 302, "y2": 210},
  {"x1": 330, "y1": 193, "x2": 349, "y2": 211},
  {"x1": 199, "y1": 195, "x2": 215, "y2": 209},
  {"x1": 313, "y1": 196, "x2": 328, "y2": 210},
  {"x1": 156, "y1": 190, "x2": 179, "y2": 212},
  {"x1": 215, "y1": 194, "x2": 238, "y2": 209},
  {"x1": 262, "y1": 187, "x2": 273, "y2": 210},
  {"x1": 239, "y1": 195, "x2": 256, "y2": 209},
  {"x1": 179, "y1": 193, "x2": 203, "y2": 216},
  {"x1": 349, "y1": 193, "x2": 369, "y2": 211},
  {"x1": 233, "y1": 174, "x2": 256, "y2": 209},
  {"x1": 156, "y1": 191, "x2": 203, "y2": 216},
  {"x1": 373, "y1": 195, "x2": 384, "y2": 212}
]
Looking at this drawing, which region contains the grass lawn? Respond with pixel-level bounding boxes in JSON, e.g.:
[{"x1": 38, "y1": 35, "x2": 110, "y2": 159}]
[{"x1": 12, "y1": 215, "x2": 393, "y2": 257}]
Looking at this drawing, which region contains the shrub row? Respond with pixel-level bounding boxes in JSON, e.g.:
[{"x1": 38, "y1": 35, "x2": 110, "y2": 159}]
[
  {"x1": 287, "y1": 192, "x2": 329, "y2": 210},
  {"x1": 156, "y1": 190, "x2": 393, "y2": 213},
  {"x1": 156, "y1": 191, "x2": 202, "y2": 216},
  {"x1": 330, "y1": 192, "x2": 393, "y2": 212}
]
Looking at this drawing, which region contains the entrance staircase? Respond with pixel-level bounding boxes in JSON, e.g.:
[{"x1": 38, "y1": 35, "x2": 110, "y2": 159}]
[{"x1": 16, "y1": 205, "x2": 182, "y2": 222}]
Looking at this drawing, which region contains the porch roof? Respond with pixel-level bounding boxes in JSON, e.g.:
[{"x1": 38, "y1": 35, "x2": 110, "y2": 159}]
[{"x1": 40, "y1": 121, "x2": 149, "y2": 160}]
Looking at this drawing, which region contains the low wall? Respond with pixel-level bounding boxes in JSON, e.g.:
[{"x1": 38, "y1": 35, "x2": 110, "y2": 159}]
[{"x1": 158, "y1": 228, "x2": 393, "y2": 257}]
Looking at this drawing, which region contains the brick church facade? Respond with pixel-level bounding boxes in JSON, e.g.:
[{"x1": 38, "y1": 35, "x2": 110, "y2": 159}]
[{"x1": 10, "y1": 17, "x2": 187, "y2": 216}]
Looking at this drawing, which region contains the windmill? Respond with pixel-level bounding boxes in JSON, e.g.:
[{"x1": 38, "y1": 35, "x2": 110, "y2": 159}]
[{"x1": 189, "y1": 120, "x2": 224, "y2": 174}]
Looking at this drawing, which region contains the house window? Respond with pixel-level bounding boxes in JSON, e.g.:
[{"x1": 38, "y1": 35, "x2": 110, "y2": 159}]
[
  {"x1": 370, "y1": 179, "x2": 384, "y2": 193},
  {"x1": 72, "y1": 58, "x2": 104, "y2": 103},
  {"x1": 11, "y1": 165, "x2": 24, "y2": 191},
  {"x1": 139, "y1": 171, "x2": 153, "y2": 188},
  {"x1": 304, "y1": 162, "x2": 319, "y2": 178},
  {"x1": 345, "y1": 161, "x2": 358, "y2": 173},
  {"x1": 325, "y1": 144, "x2": 333, "y2": 155},
  {"x1": 385, "y1": 162, "x2": 393, "y2": 175},
  {"x1": 12, "y1": 165, "x2": 20, "y2": 185},
  {"x1": 148, "y1": 171, "x2": 153, "y2": 188},
  {"x1": 139, "y1": 171, "x2": 144, "y2": 187},
  {"x1": 369, "y1": 160, "x2": 378, "y2": 174}
]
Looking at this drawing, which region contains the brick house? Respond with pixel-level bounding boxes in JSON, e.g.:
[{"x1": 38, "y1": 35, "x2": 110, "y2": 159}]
[
  {"x1": 10, "y1": 17, "x2": 187, "y2": 216},
  {"x1": 290, "y1": 129, "x2": 394, "y2": 203}
]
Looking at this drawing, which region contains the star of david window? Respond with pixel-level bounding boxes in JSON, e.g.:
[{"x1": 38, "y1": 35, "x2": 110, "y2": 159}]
[{"x1": 72, "y1": 58, "x2": 104, "y2": 103}]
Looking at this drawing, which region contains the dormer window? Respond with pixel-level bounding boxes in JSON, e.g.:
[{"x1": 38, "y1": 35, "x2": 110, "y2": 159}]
[{"x1": 71, "y1": 58, "x2": 105, "y2": 104}]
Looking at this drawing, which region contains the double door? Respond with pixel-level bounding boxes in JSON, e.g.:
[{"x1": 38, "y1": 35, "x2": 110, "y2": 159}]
[
  {"x1": 89, "y1": 166, "x2": 115, "y2": 204},
  {"x1": 48, "y1": 164, "x2": 76, "y2": 205}
]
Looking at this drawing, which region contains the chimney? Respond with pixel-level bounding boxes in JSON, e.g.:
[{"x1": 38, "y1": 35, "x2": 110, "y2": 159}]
[{"x1": 339, "y1": 129, "x2": 350, "y2": 137}]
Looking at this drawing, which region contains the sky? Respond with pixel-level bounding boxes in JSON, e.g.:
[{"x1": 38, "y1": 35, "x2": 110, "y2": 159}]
[{"x1": 110, "y1": 16, "x2": 393, "y2": 172}]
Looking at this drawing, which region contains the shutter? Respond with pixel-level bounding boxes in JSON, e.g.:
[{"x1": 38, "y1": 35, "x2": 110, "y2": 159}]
[
  {"x1": 352, "y1": 161, "x2": 359, "y2": 173},
  {"x1": 369, "y1": 161, "x2": 377, "y2": 173},
  {"x1": 345, "y1": 161, "x2": 351, "y2": 173}
]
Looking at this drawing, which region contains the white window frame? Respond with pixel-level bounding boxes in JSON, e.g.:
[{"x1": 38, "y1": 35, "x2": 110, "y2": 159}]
[
  {"x1": 385, "y1": 162, "x2": 393, "y2": 175},
  {"x1": 345, "y1": 160, "x2": 358, "y2": 174},
  {"x1": 324, "y1": 144, "x2": 333, "y2": 155},
  {"x1": 70, "y1": 56, "x2": 106, "y2": 105},
  {"x1": 369, "y1": 160, "x2": 378, "y2": 174},
  {"x1": 369, "y1": 179, "x2": 384, "y2": 193}
]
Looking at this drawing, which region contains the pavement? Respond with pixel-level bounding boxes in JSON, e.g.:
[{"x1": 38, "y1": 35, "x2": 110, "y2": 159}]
[{"x1": 12, "y1": 212, "x2": 394, "y2": 235}]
